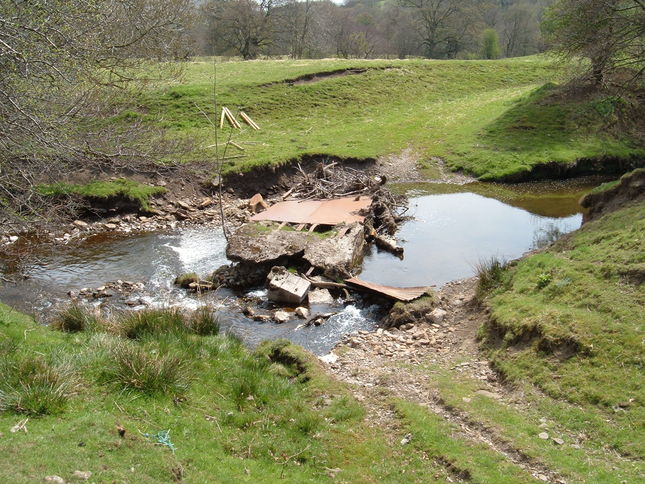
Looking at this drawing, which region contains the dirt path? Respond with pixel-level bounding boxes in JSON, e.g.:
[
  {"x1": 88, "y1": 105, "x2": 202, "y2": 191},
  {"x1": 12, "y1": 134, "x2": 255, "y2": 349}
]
[{"x1": 323, "y1": 278, "x2": 567, "y2": 483}]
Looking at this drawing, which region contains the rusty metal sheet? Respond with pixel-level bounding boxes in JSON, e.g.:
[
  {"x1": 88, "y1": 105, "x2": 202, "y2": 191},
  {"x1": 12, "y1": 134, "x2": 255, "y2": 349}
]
[
  {"x1": 251, "y1": 196, "x2": 371, "y2": 226},
  {"x1": 345, "y1": 277, "x2": 431, "y2": 302}
]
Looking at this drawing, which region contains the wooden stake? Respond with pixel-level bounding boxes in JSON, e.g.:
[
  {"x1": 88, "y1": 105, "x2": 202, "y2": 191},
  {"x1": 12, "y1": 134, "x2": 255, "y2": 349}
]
[
  {"x1": 239, "y1": 111, "x2": 260, "y2": 130},
  {"x1": 228, "y1": 141, "x2": 245, "y2": 151},
  {"x1": 223, "y1": 107, "x2": 241, "y2": 129},
  {"x1": 219, "y1": 108, "x2": 226, "y2": 129}
]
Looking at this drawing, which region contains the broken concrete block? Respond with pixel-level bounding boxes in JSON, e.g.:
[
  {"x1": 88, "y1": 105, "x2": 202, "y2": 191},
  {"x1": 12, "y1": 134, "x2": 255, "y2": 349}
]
[
  {"x1": 267, "y1": 266, "x2": 310, "y2": 305},
  {"x1": 248, "y1": 193, "x2": 269, "y2": 213},
  {"x1": 308, "y1": 288, "x2": 334, "y2": 305}
]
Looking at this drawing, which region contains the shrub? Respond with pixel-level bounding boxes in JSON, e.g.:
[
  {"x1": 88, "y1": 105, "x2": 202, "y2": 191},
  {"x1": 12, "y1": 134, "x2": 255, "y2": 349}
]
[
  {"x1": 188, "y1": 307, "x2": 220, "y2": 336},
  {"x1": 475, "y1": 257, "x2": 507, "y2": 300},
  {"x1": 120, "y1": 308, "x2": 186, "y2": 339},
  {"x1": 101, "y1": 342, "x2": 189, "y2": 396},
  {"x1": 0, "y1": 355, "x2": 77, "y2": 415},
  {"x1": 52, "y1": 304, "x2": 101, "y2": 333}
]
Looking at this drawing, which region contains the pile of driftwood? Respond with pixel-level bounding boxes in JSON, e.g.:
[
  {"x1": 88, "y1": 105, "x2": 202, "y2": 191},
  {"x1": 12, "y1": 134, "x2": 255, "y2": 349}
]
[
  {"x1": 284, "y1": 160, "x2": 408, "y2": 239},
  {"x1": 285, "y1": 161, "x2": 384, "y2": 200}
]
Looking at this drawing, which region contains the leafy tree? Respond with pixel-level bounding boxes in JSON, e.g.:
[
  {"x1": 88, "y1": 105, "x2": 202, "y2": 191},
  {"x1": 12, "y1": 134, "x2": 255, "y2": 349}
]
[
  {"x1": 543, "y1": 0, "x2": 645, "y2": 85},
  {"x1": 482, "y1": 28, "x2": 501, "y2": 58}
]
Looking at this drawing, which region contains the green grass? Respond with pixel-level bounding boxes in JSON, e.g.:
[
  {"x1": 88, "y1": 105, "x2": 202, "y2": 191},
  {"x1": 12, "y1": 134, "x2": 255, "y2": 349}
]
[
  {"x1": 102, "y1": 56, "x2": 644, "y2": 181},
  {"x1": 0, "y1": 303, "x2": 449, "y2": 483},
  {"x1": 481, "y1": 200, "x2": 645, "y2": 458},
  {"x1": 416, "y1": 366, "x2": 644, "y2": 483},
  {"x1": 395, "y1": 400, "x2": 538, "y2": 483},
  {"x1": 37, "y1": 178, "x2": 165, "y2": 211}
]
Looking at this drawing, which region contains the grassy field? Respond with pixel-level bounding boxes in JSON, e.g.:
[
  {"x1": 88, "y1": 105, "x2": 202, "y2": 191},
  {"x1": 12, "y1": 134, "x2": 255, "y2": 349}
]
[
  {"x1": 104, "y1": 56, "x2": 644, "y2": 181},
  {"x1": 0, "y1": 304, "x2": 454, "y2": 483}
]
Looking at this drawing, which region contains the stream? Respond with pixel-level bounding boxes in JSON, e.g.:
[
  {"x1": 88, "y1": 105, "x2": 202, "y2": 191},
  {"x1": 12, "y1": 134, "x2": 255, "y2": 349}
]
[{"x1": 0, "y1": 178, "x2": 602, "y2": 354}]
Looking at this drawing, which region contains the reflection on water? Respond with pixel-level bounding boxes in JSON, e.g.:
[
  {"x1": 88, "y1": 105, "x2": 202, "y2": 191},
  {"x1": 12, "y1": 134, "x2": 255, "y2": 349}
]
[
  {"x1": 359, "y1": 192, "x2": 581, "y2": 287},
  {"x1": 0, "y1": 179, "x2": 595, "y2": 354}
]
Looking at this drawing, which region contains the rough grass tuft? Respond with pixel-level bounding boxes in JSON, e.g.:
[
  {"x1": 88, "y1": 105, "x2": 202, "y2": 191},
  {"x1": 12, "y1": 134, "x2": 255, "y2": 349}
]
[
  {"x1": 52, "y1": 304, "x2": 101, "y2": 333},
  {"x1": 475, "y1": 257, "x2": 507, "y2": 300},
  {"x1": 101, "y1": 342, "x2": 189, "y2": 396},
  {"x1": 0, "y1": 355, "x2": 77, "y2": 416},
  {"x1": 119, "y1": 308, "x2": 186, "y2": 339},
  {"x1": 188, "y1": 307, "x2": 220, "y2": 336}
]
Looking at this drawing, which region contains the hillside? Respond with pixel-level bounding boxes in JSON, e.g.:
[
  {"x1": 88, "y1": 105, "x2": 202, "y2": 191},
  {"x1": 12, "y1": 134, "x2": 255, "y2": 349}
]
[{"x1": 107, "y1": 56, "x2": 644, "y2": 181}]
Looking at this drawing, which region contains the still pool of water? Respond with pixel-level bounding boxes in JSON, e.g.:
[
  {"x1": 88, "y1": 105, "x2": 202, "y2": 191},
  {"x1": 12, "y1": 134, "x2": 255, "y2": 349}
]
[
  {"x1": 359, "y1": 191, "x2": 581, "y2": 287},
  {"x1": 0, "y1": 179, "x2": 601, "y2": 354}
]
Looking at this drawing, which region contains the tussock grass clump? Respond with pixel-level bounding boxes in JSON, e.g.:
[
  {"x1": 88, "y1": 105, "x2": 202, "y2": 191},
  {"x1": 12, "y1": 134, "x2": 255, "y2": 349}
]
[
  {"x1": 0, "y1": 355, "x2": 77, "y2": 416},
  {"x1": 120, "y1": 308, "x2": 186, "y2": 339},
  {"x1": 52, "y1": 304, "x2": 101, "y2": 333},
  {"x1": 101, "y1": 342, "x2": 189, "y2": 396},
  {"x1": 188, "y1": 307, "x2": 220, "y2": 336},
  {"x1": 475, "y1": 257, "x2": 508, "y2": 300}
]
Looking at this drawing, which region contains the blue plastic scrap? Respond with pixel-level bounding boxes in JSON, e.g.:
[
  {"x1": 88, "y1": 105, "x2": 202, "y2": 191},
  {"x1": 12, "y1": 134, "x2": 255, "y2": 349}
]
[{"x1": 144, "y1": 429, "x2": 176, "y2": 453}]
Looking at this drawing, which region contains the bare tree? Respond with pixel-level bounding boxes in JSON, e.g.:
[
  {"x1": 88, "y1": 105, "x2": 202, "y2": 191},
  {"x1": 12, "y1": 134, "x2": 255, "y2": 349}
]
[
  {"x1": 543, "y1": 0, "x2": 645, "y2": 86},
  {"x1": 0, "y1": 0, "x2": 192, "y2": 225},
  {"x1": 204, "y1": 0, "x2": 278, "y2": 60}
]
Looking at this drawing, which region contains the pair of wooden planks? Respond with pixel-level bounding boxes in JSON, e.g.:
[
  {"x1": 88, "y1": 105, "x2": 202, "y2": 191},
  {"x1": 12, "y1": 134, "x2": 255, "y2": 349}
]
[{"x1": 219, "y1": 107, "x2": 260, "y2": 130}]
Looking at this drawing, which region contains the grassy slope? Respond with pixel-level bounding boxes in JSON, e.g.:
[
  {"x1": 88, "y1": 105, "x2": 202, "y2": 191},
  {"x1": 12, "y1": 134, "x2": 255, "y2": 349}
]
[
  {"x1": 110, "y1": 56, "x2": 644, "y2": 180},
  {"x1": 0, "y1": 305, "x2": 449, "y2": 483},
  {"x1": 482, "y1": 199, "x2": 645, "y2": 458}
]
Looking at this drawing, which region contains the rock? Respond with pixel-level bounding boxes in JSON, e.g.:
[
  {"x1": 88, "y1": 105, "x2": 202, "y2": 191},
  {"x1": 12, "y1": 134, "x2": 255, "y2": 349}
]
[
  {"x1": 295, "y1": 307, "x2": 310, "y2": 319},
  {"x1": 72, "y1": 220, "x2": 88, "y2": 228},
  {"x1": 475, "y1": 389, "x2": 502, "y2": 399},
  {"x1": 553, "y1": 437, "x2": 564, "y2": 445},
  {"x1": 176, "y1": 200, "x2": 192, "y2": 210},
  {"x1": 44, "y1": 477, "x2": 65, "y2": 484},
  {"x1": 462, "y1": 397, "x2": 472, "y2": 403},
  {"x1": 400, "y1": 433, "x2": 412, "y2": 445},
  {"x1": 198, "y1": 197, "x2": 214, "y2": 208},
  {"x1": 308, "y1": 288, "x2": 334, "y2": 305},
  {"x1": 243, "y1": 306, "x2": 256, "y2": 318},
  {"x1": 71, "y1": 470, "x2": 92, "y2": 481},
  {"x1": 267, "y1": 266, "x2": 310, "y2": 305},
  {"x1": 538, "y1": 432, "x2": 549, "y2": 440},
  {"x1": 9, "y1": 235, "x2": 18, "y2": 243},
  {"x1": 104, "y1": 223, "x2": 117, "y2": 230},
  {"x1": 248, "y1": 193, "x2": 269, "y2": 213},
  {"x1": 273, "y1": 311, "x2": 290, "y2": 324},
  {"x1": 428, "y1": 308, "x2": 447, "y2": 324},
  {"x1": 252, "y1": 314, "x2": 272, "y2": 322}
]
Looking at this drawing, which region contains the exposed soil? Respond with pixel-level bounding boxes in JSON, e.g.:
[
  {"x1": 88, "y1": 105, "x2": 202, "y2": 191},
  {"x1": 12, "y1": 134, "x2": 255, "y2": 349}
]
[
  {"x1": 323, "y1": 278, "x2": 567, "y2": 483},
  {"x1": 260, "y1": 67, "x2": 394, "y2": 87},
  {"x1": 579, "y1": 168, "x2": 645, "y2": 222},
  {"x1": 497, "y1": 155, "x2": 644, "y2": 183}
]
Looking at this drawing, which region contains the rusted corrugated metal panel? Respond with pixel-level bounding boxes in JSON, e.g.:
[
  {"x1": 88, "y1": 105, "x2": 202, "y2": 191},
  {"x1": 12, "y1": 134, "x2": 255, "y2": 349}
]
[
  {"x1": 250, "y1": 196, "x2": 372, "y2": 226},
  {"x1": 345, "y1": 277, "x2": 431, "y2": 302}
]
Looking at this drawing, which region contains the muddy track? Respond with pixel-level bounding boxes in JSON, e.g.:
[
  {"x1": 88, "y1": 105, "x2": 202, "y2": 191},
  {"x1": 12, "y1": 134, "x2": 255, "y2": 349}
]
[{"x1": 324, "y1": 278, "x2": 567, "y2": 483}]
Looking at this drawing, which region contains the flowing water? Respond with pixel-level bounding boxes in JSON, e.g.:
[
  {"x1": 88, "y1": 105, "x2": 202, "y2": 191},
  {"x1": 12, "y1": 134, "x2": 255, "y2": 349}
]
[{"x1": 0, "y1": 178, "x2": 603, "y2": 354}]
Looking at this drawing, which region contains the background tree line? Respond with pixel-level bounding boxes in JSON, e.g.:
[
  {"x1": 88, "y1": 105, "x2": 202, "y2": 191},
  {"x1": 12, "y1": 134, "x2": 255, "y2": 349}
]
[{"x1": 192, "y1": 0, "x2": 551, "y2": 60}]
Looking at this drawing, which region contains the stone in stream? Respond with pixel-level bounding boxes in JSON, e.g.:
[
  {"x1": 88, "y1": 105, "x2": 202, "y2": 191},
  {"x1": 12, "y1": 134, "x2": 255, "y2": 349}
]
[
  {"x1": 308, "y1": 288, "x2": 334, "y2": 305},
  {"x1": 267, "y1": 266, "x2": 310, "y2": 305},
  {"x1": 295, "y1": 307, "x2": 310, "y2": 319},
  {"x1": 273, "y1": 311, "x2": 290, "y2": 324}
]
